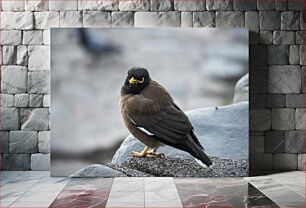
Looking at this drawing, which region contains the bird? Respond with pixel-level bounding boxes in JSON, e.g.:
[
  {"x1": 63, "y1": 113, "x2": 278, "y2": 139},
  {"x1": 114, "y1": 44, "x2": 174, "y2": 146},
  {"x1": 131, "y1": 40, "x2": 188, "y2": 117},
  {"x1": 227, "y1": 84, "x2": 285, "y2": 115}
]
[{"x1": 120, "y1": 67, "x2": 213, "y2": 167}]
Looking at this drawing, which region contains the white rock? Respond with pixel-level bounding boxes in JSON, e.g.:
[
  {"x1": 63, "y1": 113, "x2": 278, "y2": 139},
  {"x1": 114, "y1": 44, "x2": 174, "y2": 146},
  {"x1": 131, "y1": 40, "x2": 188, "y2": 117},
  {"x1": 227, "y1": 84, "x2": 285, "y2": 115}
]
[
  {"x1": 70, "y1": 164, "x2": 126, "y2": 177},
  {"x1": 27, "y1": 71, "x2": 50, "y2": 94},
  {"x1": 60, "y1": 11, "x2": 82, "y2": 27},
  {"x1": 83, "y1": 11, "x2": 111, "y2": 27},
  {"x1": 17, "y1": 45, "x2": 28, "y2": 66},
  {"x1": 181, "y1": 12, "x2": 193, "y2": 27},
  {"x1": 0, "y1": 108, "x2": 20, "y2": 130},
  {"x1": 233, "y1": 73, "x2": 249, "y2": 103},
  {"x1": 38, "y1": 131, "x2": 50, "y2": 153},
  {"x1": 1, "y1": 12, "x2": 15, "y2": 29},
  {"x1": 1, "y1": 30, "x2": 22, "y2": 45},
  {"x1": 135, "y1": 12, "x2": 181, "y2": 27},
  {"x1": 28, "y1": 46, "x2": 50, "y2": 71},
  {"x1": 2, "y1": 1, "x2": 24, "y2": 11},
  {"x1": 29, "y1": 94, "x2": 43, "y2": 107},
  {"x1": 34, "y1": 11, "x2": 60, "y2": 29},
  {"x1": 23, "y1": 30, "x2": 43, "y2": 45},
  {"x1": 43, "y1": 30, "x2": 50, "y2": 45},
  {"x1": 2, "y1": 46, "x2": 17, "y2": 65},
  {"x1": 43, "y1": 95, "x2": 50, "y2": 107},
  {"x1": 21, "y1": 108, "x2": 49, "y2": 130},
  {"x1": 119, "y1": 0, "x2": 150, "y2": 11},
  {"x1": 14, "y1": 12, "x2": 34, "y2": 30},
  {"x1": 112, "y1": 12, "x2": 134, "y2": 27},
  {"x1": 10, "y1": 131, "x2": 38, "y2": 153},
  {"x1": 15, "y1": 94, "x2": 29, "y2": 107},
  {"x1": 31, "y1": 153, "x2": 50, "y2": 170},
  {"x1": 1, "y1": 66, "x2": 27, "y2": 94},
  {"x1": 49, "y1": 0, "x2": 78, "y2": 10},
  {"x1": 0, "y1": 94, "x2": 14, "y2": 107},
  {"x1": 79, "y1": 0, "x2": 118, "y2": 10},
  {"x1": 25, "y1": 0, "x2": 49, "y2": 11}
]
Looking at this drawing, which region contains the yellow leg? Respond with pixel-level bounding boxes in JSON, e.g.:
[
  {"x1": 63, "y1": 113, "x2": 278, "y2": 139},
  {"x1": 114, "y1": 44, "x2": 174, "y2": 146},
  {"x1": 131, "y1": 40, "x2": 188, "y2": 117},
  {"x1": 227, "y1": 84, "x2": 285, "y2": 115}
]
[
  {"x1": 147, "y1": 148, "x2": 165, "y2": 158},
  {"x1": 132, "y1": 146, "x2": 148, "y2": 157}
]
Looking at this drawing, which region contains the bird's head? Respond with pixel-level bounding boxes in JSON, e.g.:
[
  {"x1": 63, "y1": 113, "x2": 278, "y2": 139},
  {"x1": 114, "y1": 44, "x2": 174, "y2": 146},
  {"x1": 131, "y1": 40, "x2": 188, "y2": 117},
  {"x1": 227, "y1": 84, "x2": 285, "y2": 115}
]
[{"x1": 121, "y1": 67, "x2": 151, "y2": 95}]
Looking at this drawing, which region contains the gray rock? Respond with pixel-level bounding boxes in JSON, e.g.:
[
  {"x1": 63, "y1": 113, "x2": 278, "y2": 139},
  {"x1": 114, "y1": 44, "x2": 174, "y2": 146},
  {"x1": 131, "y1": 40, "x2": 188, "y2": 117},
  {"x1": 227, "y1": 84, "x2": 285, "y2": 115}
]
[
  {"x1": 83, "y1": 11, "x2": 111, "y2": 27},
  {"x1": 1, "y1": 30, "x2": 22, "y2": 45},
  {"x1": 288, "y1": 0, "x2": 304, "y2": 11},
  {"x1": 60, "y1": 11, "x2": 82, "y2": 27},
  {"x1": 31, "y1": 153, "x2": 50, "y2": 170},
  {"x1": 245, "y1": 11, "x2": 258, "y2": 32},
  {"x1": 34, "y1": 11, "x2": 60, "y2": 29},
  {"x1": 274, "y1": 154, "x2": 297, "y2": 171},
  {"x1": 174, "y1": 0, "x2": 205, "y2": 11},
  {"x1": 216, "y1": 11, "x2": 244, "y2": 27},
  {"x1": 1, "y1": 108, "x2": 20, "y2": 130},
  {"x1": 15, "y1": 94, "x2": 29, "y2": 107},
  {"x1": 17, "y1": 45, "x2": 28, "y2": 66},
  {"x1": 259, "y1": 31, "x2": 272, "y2": 44},
  {"x1": 249, "y1": 136, "x2": 264, "y2": 153},
  {"x1": 0, "y1": 131, "x2": 9, "y2": 153},
  {"x1": 3, "y1": 154, "x2": 31, "y2": 170},
  {"x1": 300, "y1": 12, "x2": 304, "y2": 30},
  {"x1": 259, "y1": 11, "x2": 280, "y2": 30},
  {"x1": 28, "y1": 71, "x2": 50, "y2": 94},
  {"x1": 2, "y1": 46, "x2": 17, "y2": 65},
  {"x1": 295, "y1": 108, "x2": 304, "y2": 130},
  {"x1": 250, "y1": 109, "x2": 271, "y2": 131},
  {"x1": 23, "y1": 30, "x2": 43, "y2": 45},
  {"x1": 286, "y1": 94, "x2": 304, "y2": 108},
  {"x1": 135, "y1": 12, "x2": 180, "y2": 27},
  {"x1": 49, "y1": 0, "x2": 78, "y2": 10},
  {"x1": 181, "y1": 12, "x2": 192, "y2": 27},
  {"x1": 206, "y1": 0, "x2": 233, "y2": 10},
  {"x1": 29, "y1": 94, "x2": 44, "y2": 107},
  {"x1": 112, "y1": 12, "x2": 134, "y2": 27},
  {"x1": 151, "y1": 0, "x2": 173, "y2": 11},
  {"x1": 300, "y1": 45, "x2": 304, "y2": 65},
  {"x1": 38, "y1": 131, "x2": 50, "y2": 153},
  {"x1": 193, "y1": 12, "x2": 215, "y2": 27},
  {"x1": 0, "y1": 94, "x2": 14, "y2": 107},
  {"x1": 112, "y1": 102, "x2": 249, "y2": 166},
  {"x1": 21, "y1": 108, "x2": 49, "y2": 131},
  {"x1": 264, "y1": 131, "x2": 285, "y2": 153},
  {"x1": 267, "y1": 45, "x2": 289, "y2": 64},
  {"x1": 250, "y1": 153, "x2": 273, "y2": 171},
  {"x1": 281, "y1": 11, "x2": 300, "y2": 30},
  {"x1": 25, "y1": 0, "x2": 49, "y2": 11},
  {"x1": 285, "y1": 131, "x2": 304, "y2": 153},
  {"x1": 10, "y1": 131, "x2": 38, "y2": 153},
  {"x1": 233, "y1": 0, "x2": 256, "y2": 10},
  {"x1": 296, "y1": 31, "x2": 303, "y2": 44},
  {"x1": 233, "y1": 74, "x2": 249, "y2": 103},
  {"x1": 119, "y1": 0, "x2": 150, "y2": 11},
  {"x1": 275, "y1": 0, "x2": 287, "y2": 11},
  {"x1": 113, "y1": 156, "x2": 248, "y2": 177},
  {"x1": 269, "y1": 65, "x2": 301, "y2": 93},
  {"x1": 273, "y1": 31, "x2": 295, "y2": 45},
  {"x1": 70, "y1": 164, "x2": 126, "y2": 177},
  {"x1": 257, "y1": 0, "x2": 274, "y2": 10},
  {"x1": 298, "y1": 154, "x2": 305, "y2": 171},
  {"x1": 14, "y1": 12, "x2": 34, "y2": 30},
  {"x1": 272, "y1": 108, "x2": 295, "y2": 130},
  {"x1": 28, "y1": 46, "x2": 50, "y2": 71},
  {"x1": 79, "y1": 0, "x2": 118, "y2": 10},
  {"x1": 266, "y1": 94, "x2": 285, "y2": 108},
  {"x1": 1, "y1": 66, "x2": 27, "y2": 94},
  {"x1": 289, "y1": 45, "x2": 300, "y2": 65}
]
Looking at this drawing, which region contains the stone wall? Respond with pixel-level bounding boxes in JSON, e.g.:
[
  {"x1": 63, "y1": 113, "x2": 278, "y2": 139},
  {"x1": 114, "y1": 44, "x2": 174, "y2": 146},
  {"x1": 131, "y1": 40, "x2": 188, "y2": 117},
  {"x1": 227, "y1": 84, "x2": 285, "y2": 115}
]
[{"x1": 0, "y1": 0, "x2": 304, "y2": 172}]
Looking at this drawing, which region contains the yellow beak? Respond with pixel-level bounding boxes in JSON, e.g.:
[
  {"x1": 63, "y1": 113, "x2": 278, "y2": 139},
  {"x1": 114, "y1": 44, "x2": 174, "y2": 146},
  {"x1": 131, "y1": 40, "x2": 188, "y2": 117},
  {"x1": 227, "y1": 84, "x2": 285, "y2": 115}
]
[{"x1": 129, "y1": 77, "x2": 144, "y2": 84}]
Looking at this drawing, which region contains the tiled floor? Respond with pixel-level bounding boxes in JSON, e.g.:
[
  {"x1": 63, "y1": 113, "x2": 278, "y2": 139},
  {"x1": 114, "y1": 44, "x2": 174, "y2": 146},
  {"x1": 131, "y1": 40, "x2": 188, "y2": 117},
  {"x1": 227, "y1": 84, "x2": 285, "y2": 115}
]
[{"x1": 1, "y1": 171, "x2": 305, "y2": 208}]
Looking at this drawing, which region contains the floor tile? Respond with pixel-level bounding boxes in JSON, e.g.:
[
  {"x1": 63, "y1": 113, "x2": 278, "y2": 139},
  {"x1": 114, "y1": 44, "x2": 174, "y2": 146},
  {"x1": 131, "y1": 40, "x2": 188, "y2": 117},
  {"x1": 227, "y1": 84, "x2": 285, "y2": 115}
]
[
  {"x1": 106, "y1": 191, "x2": 144, "y2": 208},
  {"x1": 111, "y1": 177, "x2": 144, "y2": 192},
  {"x1": 65, "y1": 178, "x2": 113, "y2": 190}
]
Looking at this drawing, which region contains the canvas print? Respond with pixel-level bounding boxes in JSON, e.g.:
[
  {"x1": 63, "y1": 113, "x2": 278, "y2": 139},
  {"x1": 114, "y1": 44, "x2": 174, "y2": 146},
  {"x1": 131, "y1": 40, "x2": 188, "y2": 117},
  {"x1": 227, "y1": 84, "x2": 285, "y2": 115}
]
[{"x1": 51, "y1": 28, "x2": 249, "y2": 177}]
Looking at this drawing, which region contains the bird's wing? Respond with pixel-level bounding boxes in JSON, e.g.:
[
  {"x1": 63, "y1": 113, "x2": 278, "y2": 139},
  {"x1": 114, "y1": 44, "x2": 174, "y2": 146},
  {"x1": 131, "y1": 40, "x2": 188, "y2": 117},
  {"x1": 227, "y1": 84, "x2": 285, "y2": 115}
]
[{"x1": 126, "y1": 95, "x2": 192, "y2": 144}]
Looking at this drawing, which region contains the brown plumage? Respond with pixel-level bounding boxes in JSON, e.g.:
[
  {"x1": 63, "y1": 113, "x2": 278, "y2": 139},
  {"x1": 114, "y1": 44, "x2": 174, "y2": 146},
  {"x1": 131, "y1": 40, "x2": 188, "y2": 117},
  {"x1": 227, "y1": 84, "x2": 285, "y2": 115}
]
[{"x1": 120, "y1": 67, "x2": 212, "y2": 167}]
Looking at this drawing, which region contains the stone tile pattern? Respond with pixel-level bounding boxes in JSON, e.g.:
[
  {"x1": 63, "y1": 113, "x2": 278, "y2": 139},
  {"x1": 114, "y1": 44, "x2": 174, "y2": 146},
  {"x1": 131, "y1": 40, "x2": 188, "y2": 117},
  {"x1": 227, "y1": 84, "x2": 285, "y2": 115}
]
[{"x1": 0, "y1": 0, "x2": 305, "y2": 172}]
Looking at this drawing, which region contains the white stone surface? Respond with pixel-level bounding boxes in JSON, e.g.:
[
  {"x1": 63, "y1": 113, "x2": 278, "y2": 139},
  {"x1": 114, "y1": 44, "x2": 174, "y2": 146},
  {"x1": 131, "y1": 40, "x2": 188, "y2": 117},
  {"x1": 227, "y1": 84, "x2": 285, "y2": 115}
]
[
  {"x1": 119, "y1": 0, "x2": 150, "y2": 11},
  {"x1": 14, "y1": 12, "x2": 34, "y2": 30},
  {"x1": 0, "y1": 94, "x2": 14, "y2": 107},
  {"x1": 79, "y1": 0, "x2": 119, "y2": 10},
  {"x1": 2, "y1": 46, "x2": 17, "y2": 65},
  {"x1": 181, "y1": 12, "x2": 192, "y2": 27},
  {"x1": 23, "y1": 30, "x2": 43, "y2": 45},
  {"x1": 34, "y1": 11, "x2": 60, "y2": 29},
  {"x1": 21, "y1": 108, "x2": 49, "y2": 131},
  {"x1": 27, "y1": 71, "x2": 50, "y2": 94},
  {"x1": 31, "y1": 154, "x2": 50, "y2": 170},
  {"x1": 2, "y1": 1, "x2": 24, "y2": 11},
  {"x1": 25, "y1": 0, "x2": 49, "y2": 11},
  {"x1": 174, "y1": 0, "x2": 205, "y2": 11},
  {"x1": 1, "y1": 66, "x2": 27, "y2": 94},
  {"x1": 1, "y1": 30, "x2": 22, "y2": 45},
  {"x1": 49, "y1": 0, "x2": 78, "y2": 10},
  {"x1": 17, "y1": 45, "x2": 28, "y2": 66},
  {"x1": 43, "y1": 95, "x2": 50, "y2": 107},
  {"x1": 1, "y1": 12, "x2": 15, "y2": 29},
  {"x1": 28, "y1": 46, "x2": 50, "y2": 71},
  {"x1": 38, "y1": 131, "x2": 50, "y2": 153},
  {"x1": 15, "y1": 94, "x2": 29, "y2": 107},
  {"x1": 135, "y1": 12, "x2": 181, "y2": 27},
  {"x1": 83, "y1": 11, "x2": 112, "y2": 27},
  {"x1": 10, "y1": 131, "x2": 38, "y2": 153},
  {"x1": 43, "y1": 30, "x2": 50, "y2": 45},
  {"x1": 60, "y1": 11, "x2": 82, "y2": 27}
]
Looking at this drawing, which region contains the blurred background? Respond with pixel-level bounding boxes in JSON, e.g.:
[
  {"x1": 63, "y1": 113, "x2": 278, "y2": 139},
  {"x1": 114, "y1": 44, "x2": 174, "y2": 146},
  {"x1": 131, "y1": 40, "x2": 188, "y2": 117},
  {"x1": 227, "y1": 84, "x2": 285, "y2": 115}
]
[{"x1": 51, "y1": 28, "x2": 248, "y2": 176}]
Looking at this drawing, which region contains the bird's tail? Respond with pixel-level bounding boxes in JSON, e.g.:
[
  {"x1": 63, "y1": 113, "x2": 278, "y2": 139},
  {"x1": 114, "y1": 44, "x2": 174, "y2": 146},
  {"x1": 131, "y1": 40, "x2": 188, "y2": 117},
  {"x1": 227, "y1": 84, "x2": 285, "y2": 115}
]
[{"x1": 187, "y1": 135, "x2": 213, "y2": 167}]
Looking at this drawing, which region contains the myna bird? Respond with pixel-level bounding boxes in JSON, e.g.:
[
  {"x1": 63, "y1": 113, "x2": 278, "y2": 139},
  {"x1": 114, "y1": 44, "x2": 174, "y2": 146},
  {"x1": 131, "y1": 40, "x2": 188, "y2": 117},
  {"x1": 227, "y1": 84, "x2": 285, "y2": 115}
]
[{"x1": 120, "y1": 67, "x2": 213, "y2": 167}]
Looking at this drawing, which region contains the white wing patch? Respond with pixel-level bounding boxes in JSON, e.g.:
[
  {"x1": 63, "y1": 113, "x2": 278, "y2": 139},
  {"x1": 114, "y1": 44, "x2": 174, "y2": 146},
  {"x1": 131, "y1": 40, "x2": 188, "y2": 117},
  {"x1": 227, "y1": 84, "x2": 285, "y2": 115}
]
[{"x1": 130, "y1": 118, "x2": 154, "y2": 136}]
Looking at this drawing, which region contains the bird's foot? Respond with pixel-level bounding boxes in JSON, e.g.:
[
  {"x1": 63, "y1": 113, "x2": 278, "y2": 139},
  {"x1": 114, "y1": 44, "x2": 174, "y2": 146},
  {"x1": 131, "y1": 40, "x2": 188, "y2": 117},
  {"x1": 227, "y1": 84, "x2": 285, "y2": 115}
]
[
  {"x1": 132, "y1": 151, "x2": 147, "y2": 157},
  {"x1": 146, "y1": 149, "x2": 165, "y2": 158}
]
